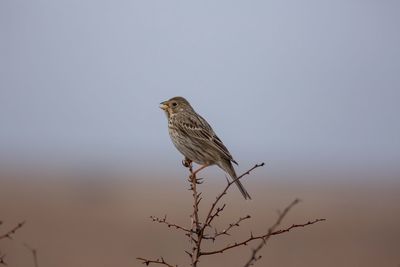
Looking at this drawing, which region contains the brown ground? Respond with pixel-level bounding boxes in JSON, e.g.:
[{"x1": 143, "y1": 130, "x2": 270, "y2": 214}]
[{"x1": 1, "y1": 170, "x2": 399, "y2": 267}]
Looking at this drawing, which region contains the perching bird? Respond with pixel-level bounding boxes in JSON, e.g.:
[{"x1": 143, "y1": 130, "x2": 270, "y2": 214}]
[{"x1": 159, "y1": 96, "x2": 251, "y2": 200}]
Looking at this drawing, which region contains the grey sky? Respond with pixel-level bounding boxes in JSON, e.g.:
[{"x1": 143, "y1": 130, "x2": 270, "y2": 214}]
[{"x1": 1, "y1": 1, "x2": 399, "y2": 175}]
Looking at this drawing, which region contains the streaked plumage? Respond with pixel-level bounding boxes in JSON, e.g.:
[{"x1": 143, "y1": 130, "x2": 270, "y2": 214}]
[{"x1": 159, "y1": 96, "x2": 251, "y2": 200}]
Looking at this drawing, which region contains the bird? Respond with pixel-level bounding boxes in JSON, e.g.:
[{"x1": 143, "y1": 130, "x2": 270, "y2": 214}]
[{"x1": 159, "y1": 96, "x2": 251, "y2": 200}]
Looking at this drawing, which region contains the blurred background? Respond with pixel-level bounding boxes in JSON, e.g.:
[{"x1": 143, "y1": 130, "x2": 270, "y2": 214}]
[{"x1": 1, "y1": 1, "x2": 399, "y2": 266}]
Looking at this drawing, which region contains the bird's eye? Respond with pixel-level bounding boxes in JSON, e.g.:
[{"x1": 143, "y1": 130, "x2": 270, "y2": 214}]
[{"x1": 172, "y1": 102, "x2": 178, "y2": 107}]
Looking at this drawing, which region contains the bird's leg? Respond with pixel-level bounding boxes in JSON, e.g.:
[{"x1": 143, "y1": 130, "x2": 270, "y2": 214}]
[
  {"x1": 192, "y1": 164, "x2": 210, "y2": 178},
  {"x1": 182, "y1": 157, "x2": 192, "y2": 168}
]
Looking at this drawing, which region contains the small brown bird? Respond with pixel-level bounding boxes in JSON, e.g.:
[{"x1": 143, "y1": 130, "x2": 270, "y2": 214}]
[{"x1": 160, "y1": 96, "x2": 251, "y2": 200}]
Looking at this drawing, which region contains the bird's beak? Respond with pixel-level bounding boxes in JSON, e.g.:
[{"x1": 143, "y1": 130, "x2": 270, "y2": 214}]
[{"x1": 159, "y1": 101, "x2": 168, "y2": 110}]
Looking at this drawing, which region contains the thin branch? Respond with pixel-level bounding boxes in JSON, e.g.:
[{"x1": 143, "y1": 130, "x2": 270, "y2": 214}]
[
  {"x1": 201, "y1": 218, "x2": 325, "y2": 256},
  {"x1": 267, "y1": 219, "x2": 326, "y2": 235},
  {"x1": 188, "y1": 166, "x2": 201, "y2": 266},
  {"x1": 243, "y1": 199, "x2": 301, "y2": 266},
  {"x1": 150, "y1": 215, "x2": 192, "y2": 234},
  {"x1": 137, "y1": 161, "x2": 325, "y2": 267},
  {"x1": 206, "y1": 204, "x2": 226, "y2": 228},
  {"x1": 204, "y1": 163, "x2": 264, "y2": 229},
  {"x1": 200, "y1": 202, "x2": 325, "y2": 257},
  {"x1": 0, "y1": 253, "x2": 5, "y2": 266},
  {"x1": 186, "y1": 163, "x2": 266, "y2": 266},
  {"x1": 195, "y1": 163, "x2": 265, "y2": 260},
  {"x1": 0, "y1": 221, "x2": 26, "y2": 240},
  {"x1": 211, "y1": 215, "x2": 251, "y2": 241},
  {"x1": 0, "y1": 220, "x2": 26, "y2": 266},
  {"x1": 23, "y1": 243, "x2": 39, "y2": 267},
  {"x1": 136, "y1": 257, "x2": 177, "y2": 267},
  {"x1": 188, "y1": 163, "x2": 201, "y2": 232}
]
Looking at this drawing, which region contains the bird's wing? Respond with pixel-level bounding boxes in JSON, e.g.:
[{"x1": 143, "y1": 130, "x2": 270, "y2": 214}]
[{"x1": 177, "y1": 114, "x2": 238, "y2": 165}]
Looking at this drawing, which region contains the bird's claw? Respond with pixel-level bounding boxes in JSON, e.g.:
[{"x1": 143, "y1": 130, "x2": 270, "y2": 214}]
[
  {"x1": 182, "y1": 158, "x2": 192, "y2": 168},
  {"x1": 188, "y1": 176, "x2": 204, "y2": 184},
  {"x1": 195, "y1": 177, "x2": 204, "y2": 184}
]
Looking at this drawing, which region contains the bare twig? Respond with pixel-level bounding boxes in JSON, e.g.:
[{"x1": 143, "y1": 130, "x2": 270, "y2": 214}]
[
  {"x1": 242, "y1": 199, "x2": 324, "y2": 267},
  {"x1": 0, "y1": 220, "x2": 26, "y2": 266},
  {"x1": 188, "y1": 165, "x2": 201, "y2": 266},
  {"x1": 0, "y1": 253, "x2": 5, "y2": 265},
  {"x1": 137, "y1": 162, "x2": 326, "y2": 267},
  {"x1": 186, "y1": 163, "x2": 265, "y2": 266},
  {"x1": 205, "y1": 203, "x2": 226, "y2": 229},
  {"x1": 209, "y1": 215, "x2": 252, "y2": 241},
  {"x1": 0, "y1": 221, "x2": 26, "y2": 240},
  {"x1": 188, "y1": 163, "x2": 201, "y2": 232},
  {"x1": 136, "y1": 257, "x2": 177, "y2": 267},
  {"x1": 23, "y1": 243, "x2": 39, "y2": 267},
  {"x1": 245, "y1": 199, "x2": 300, "y2": 266},
  {"x1": 200, "y1": 206, "x2": 325, "y2": 256},
  {"x1": 150, "y1": 215, "x2": 192, "y2": 235},
  {"x1": 201, "y1": 219, "x2": 325, "y2": 256},
  {"x1": 192, "y1": 163, "x2": 265, "y2": 264},
  {"x1": 203, "y1": 163, "x2": 265, "y2": 231}
]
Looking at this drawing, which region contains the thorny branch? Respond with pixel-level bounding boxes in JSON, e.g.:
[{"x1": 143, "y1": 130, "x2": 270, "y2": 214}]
[
  {"x1": 204, "y1": 163, "x2": 265, "y2": 229},
  {"x1": 188, "y1": 163, "x2": 201, "y2": 233},
  {"x1": 206, "y1": 215, "x2": 251, "y2": 241},
  {"x1": 24, "y1": 243, "x2": 39, "y2": 267},
  {"x1": 0, "y1": 220, "x2": 26, "y2": 266},
  {"x1": 242, "y1": 199, "x2": 301, "y2": 266},
  {"x1": 137, "y1": 257, "x2": 177, "y2": 267},
  {"x1": 244, "y1": 198, "x2": 303, "y2": 266},
  {"x1": 0, "y1": 254, "x2": 5, "y2": 266},
  {"x1": 243, "y1": 218, "x2": 325, "y2": 266},
  {"x1": 137, "y1": 162, "x2": 326, "y2": 267},
  {"x1": 192, "y1": 163, "x2": 265, "y2": 265},
  {"x1": 201, "y1": 206, "x2": 325, "y2": 256},
  {"x1": 150, "y1": 215, "x2": 192, "y2": 235},
  {"x1": 0, "y1": 221, "x2": 26, "y2": 240}
]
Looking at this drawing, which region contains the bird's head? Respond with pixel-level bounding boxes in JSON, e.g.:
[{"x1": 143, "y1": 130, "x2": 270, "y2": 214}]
[{"x1": 159, "y1": 96, "x2": 192, "y2": 118}]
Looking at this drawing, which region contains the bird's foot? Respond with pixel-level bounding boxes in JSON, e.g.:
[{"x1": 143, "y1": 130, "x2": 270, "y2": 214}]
[
  {"x1": 182, "y1": 158, "x2": 192, "y2": 168},
  {"x1": 188, "y1": 176, "x2": 204, "y2": 185}
]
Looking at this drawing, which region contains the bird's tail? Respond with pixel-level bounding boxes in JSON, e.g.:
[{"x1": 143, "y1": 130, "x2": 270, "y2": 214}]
[{"x1": 218, "y1": 159, "x2": 252, "y2": 200}]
